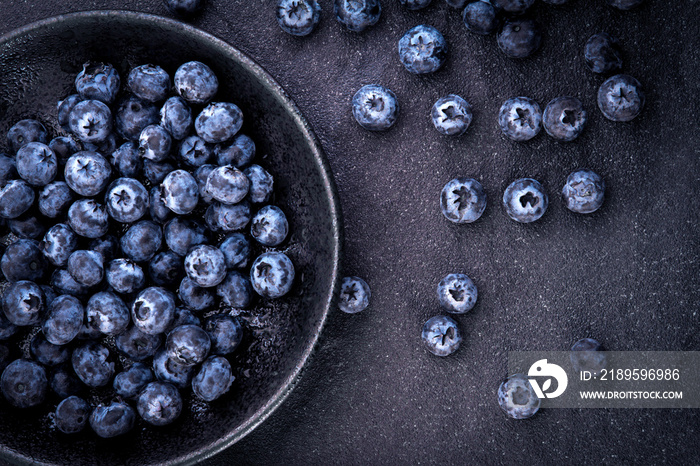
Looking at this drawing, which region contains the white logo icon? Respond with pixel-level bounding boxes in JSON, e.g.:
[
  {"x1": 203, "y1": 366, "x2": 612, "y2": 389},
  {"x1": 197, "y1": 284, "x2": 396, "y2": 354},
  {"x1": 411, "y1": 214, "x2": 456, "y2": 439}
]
[{"x1": 528, "y1": 359, "x2": 568, "y2": 399}]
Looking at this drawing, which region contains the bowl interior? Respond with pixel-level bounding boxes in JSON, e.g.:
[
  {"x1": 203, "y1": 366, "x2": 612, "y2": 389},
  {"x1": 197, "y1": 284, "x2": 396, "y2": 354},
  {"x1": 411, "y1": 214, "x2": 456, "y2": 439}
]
[{"x1": 0, "y1": 11, "x2": 340, "y2": 465}]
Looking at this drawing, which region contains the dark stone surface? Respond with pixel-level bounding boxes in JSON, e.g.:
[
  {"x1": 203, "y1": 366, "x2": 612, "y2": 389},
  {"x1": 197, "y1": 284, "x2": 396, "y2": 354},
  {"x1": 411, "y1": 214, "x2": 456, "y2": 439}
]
[{"x1": 1, "y1": 0, "x2": 699, "y2": 464}]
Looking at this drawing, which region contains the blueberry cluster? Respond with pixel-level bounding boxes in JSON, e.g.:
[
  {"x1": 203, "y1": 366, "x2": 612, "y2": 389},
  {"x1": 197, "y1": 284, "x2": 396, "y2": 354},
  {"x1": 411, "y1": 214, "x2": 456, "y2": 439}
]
[{"x1": 0, "y1": 60, "x2": 295, "y2": 437}]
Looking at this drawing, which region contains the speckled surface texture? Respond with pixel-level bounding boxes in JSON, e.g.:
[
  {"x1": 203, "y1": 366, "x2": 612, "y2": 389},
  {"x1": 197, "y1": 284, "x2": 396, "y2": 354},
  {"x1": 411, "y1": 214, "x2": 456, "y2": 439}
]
[{"x1": 0, "y1": 0, "x2": 699, "y2": 464}]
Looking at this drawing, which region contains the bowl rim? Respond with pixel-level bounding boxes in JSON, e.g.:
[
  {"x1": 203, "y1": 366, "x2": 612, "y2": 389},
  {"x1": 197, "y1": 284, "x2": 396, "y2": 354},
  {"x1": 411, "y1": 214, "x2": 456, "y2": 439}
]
[{"x1": 0, "y1": 9, "x2": 343, "y2": 465}]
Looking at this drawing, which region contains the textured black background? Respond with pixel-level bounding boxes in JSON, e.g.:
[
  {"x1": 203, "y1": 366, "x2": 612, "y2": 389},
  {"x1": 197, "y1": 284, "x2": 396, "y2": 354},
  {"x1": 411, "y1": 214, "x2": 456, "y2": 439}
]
[{"x1": 1, "y1": 0, "x2": 700, "y2": 464}]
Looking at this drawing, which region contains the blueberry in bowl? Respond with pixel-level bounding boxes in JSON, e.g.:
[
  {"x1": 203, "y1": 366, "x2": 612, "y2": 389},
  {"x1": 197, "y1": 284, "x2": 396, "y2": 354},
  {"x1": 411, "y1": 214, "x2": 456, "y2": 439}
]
[{"x1": 0, "y1": 11, "x2": 340, "y2": 465}]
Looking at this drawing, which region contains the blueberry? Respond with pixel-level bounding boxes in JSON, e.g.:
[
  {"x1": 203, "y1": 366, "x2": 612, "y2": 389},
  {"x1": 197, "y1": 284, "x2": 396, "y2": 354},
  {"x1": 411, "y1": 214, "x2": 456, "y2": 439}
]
[
  {"x1": 166, "y1": 324, "x2": 211, "y2": 367},
  {"x1": 143, "y1": 159, "x2": 176, "y2": 185},
  {"x1": 277, "y1": 0, "x2": 321, "y2": 36},
  {"x1": 83, "y1": 132, "x2": 118, "y2": 157},
  {"x1": 195, "y1": 165, "x2": 216, "y2": 204},
  {"x1": 250, "y1": 205, "x2": 288, "y2": 246},
  {"x1": 498, "y1": 97, "x2": 542, "y2": 142},
  {"x1": 204, "y1": 315, "x2": 243, "y2": 355},
  {"x1": 399, "y1": 0, "x2": 431, "y2": 10},
  {"x1": 440, "y1": 177, "x2": 486, "y2": 224},
  {"x1": 121, "y1": 220, "x2": 163, "y2": 262},
  {"x1": 421, "y1": 315, "x2": 461, "y2": 356},
  {"x1": 89, "y1": 235, "x2": 119, "y2": 262},
  {"x1": 0, "y1": 154, "x2": 17, "y2": 185},
  {"x1": 115, "y1": 326, "x2": 163, "y2": 361},
  {"x1": 205, "y1": 201, "x2": 252, "y2": 232},
  {"x1": 75, "y1": 62, "x2": 120, "y2": 105},
  {"x1": 139, "y1": 125, "x2": 172, "y2": 162},
  {"x1": 67, "y1": 250, "x2": 104, "y2": 287},
  {"x1": 89, "y1": 401, "x2": 135, "y2": 438},
  {"x1": 184, "y1": 245, "x2": 227, "y2": 288},
  {"x1": 113, "y1": 363, "x2": 154, "y2": 399},
  {"x1": 8, "y1": 215, "x2": 46, "y2": 240},
  {"x1": 543, "y1": 96, "x2": 587, "y2": 142},
  {"x1": 398, "y1": 25, "x2": 448, "y2": 74},
  {"x1": 86, "y1": 292, "x2": 130, "y2": 336},
  {"x1": 161, "y1": 96, "x2": 193, "y2": 141},
  {"x1": 463, "y1": 1, "x2": 499, "y2": 35},
  {"x1": 584, "y1": 33, "x2": 623, "y2": 74},
  {"x1": 30, "y1": 334, "x2": 71, "y2": 366},
  {"x1": 215, "y1": 134, "x2": 255, "y2": 168},
  {"x1": 105, "y1": 177, "x2": 149, "y2": 223},
  {"x1": 217, "y1": 271, "x2": 254, "y2": 308},
  {"x1": 150, "y1": 186, "x2": 173, "y2": 224},
  {"x1": 68, "y1": 100, "x2": 113, "y2": 144},
  {"x1": 166, "y1": 307, "x2": 202, "y2": 333},
  {"x1": 72, "y1": 341, "x2": 115, "y2": 388},
  {"x1": 64, "y1": 151, "x2": 112, "y2": 197},
  {"x1": 115, "y1": 95, "x2": 160, "y2": 141},
  {"x1": 7, "y1": 119, "x2": 48, "y2": 154},
  {"x1": 137, "y1": 381, "x2": 182, "y2": 426},
  {"x1": 243, "y1": 165, "x2": 273, "y2": 204},
  {"x1": 164, "y1": 0, "x2": 205, "y2": 16},
  {"x1": 597, "y1": 74, "x2": 645, "y2": 122},
  {"x1": 42, "y1": 295, "x2": 83, "y2": 345},
  {"x1": 437, "y1": 273, "x2": 477, "y2": 314},
  {"x1": 49, "y1": 366, "x2": 84, "y2": 399},
  {"x1": 67, "y1": 199, "x2": 109, "y2": 238},
  {"x1": 178, "y1": 135, "x2": 212, "y2": 168},
  {"x1": 205, "y1": 165, "x2": 250, "y2": 205},
  {"x1": 148, "y1": 251, "x2": 185, "y2": 287},
  {"x1": 49, "y1": 136, "x2": 81, "y2": 165},
  {"x1": 498, "y1": 373, "x2": 540, "y2": 419},
  {"x1": 338, "y1": 276, "x2": 370, "y2": 314},
  {"x1": 606, "y1": 0, "x2": 643, "y2": 9},
  {"x1": 106, "y1": 258, "x2": 146, "y2": 294},
  {"x1": 431, "y1": 95, "x2": 473, "y2": 136},
  {"x1": 110, "y1": 142, "x2": 142, "y2": 179},
  {"x1": 39, "y1": 182, "x2": 73, "y2": 219},
  {"x1": 2, "y1": 240, "x2": 46, "y2": 282},
  {"x1": 152, "y1": 349, "x2": 194, "y2": 389},
  {"x1": 178, "y1": 277, "x2": 216, "y2": 311},
  {"x1": 50, "y1": 269, "x2": 90, "y2": 298},
  {"x1": 192, "y1": 356, "x2": 234, "y2": 402},
  {"x1": 570, "y1": 338, "x2": 607, "y2": 376},
  {"x1": 220, "y1": 233, "x2": 250, "y2": 269},
  {"x1": 195, "y1": 102, "x2": 244, "y2": 144},
  {"x1": 127, "y1": 64, "x2": 170, "y2": 103},
  {"x1": 352, "y1": 84, "x2": 399, "y2": 131},
  {"x1": 250, "y1": 251, "x2": 295, "y2": 298},
  {"x1": 161, "y1": 169, "x2": 199, "y2": 215},
  {"x1": 55, "y1": 396, "x2": 91, "y2": 434},
  {"x1": 132, "y1": 287, "x2": 176, "y2": 335},
  {"x1": 497, "y1": 19, "x2": 541, "y2": 59},
  {"x1": 334, "y1": 0, "x2": 381, "y2": 32},
  {"x1": 562, "y1": 169, "x2": 605, "y2": 214},
  {"x1": 163, "y1": 217, "x2": 209, "y2": 256},
  {"x1": 16, "y1": 142, "x2": 57, "y2": 187},
  {"x1": 174, "y1": 61, "x2": 219, "y2": 105},
  {"x1": 503, "y1": 178, "x2": 548, "y2": 223},
  {"x1": 491, "y1": 0, "x2": 533, "y2": 14},
  {"x1": 57, "y1": 95, "x2": 83, "y2": 132},
  {"x1": 0, "y1": 359, "x2": 48, "y2": 408},
  {"x1": 0, "y1": 180, "x2": 35, "y2": 219}
]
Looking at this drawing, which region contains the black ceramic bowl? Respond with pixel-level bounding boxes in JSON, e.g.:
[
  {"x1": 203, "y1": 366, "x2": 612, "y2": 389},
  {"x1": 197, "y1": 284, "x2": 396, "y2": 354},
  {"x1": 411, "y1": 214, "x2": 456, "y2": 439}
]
[{"x1": 0, "y1": 10, "x2": 341, "y2": 465}]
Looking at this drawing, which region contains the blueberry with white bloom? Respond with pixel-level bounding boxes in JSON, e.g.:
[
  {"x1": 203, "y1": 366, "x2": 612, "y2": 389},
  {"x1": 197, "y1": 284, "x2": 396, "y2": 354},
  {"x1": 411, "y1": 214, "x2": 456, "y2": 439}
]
[
  {"x1": 597, "y1": 74, "x2": 645, "y2": 122},
  {"x1": 178, "y1": 276, "x2": 216, "y2": 311},
  {"x1": 105, "y1": 177, "x2": 149, "y2": 223},
  {"x1": 127, "y1": 64, "x2": 170, "y2": 103},
  {"x1": 162, "y1": 169, "x2": 199, "y2": 215},
  {"x1": 115, "y1": 326, "x2": 162, "y2": 361},
  {"x1": 68, "y1": 100, "x2": 113, "y2": 144},
  {"x1": 7, "y1": 119, "x2": 48, "y2": 154},
  {"x1": 498, "y1": 97, "x2": 542, "y2": 142},
  {"x1": 216, "y1": 134, "x2": 256, "y2": 168},
  {"x1": 64, "y1": 151, "x2": 112, "y2": 197},
  {"x1": 67, "y1": 199, "x2": 109, "y2": 238},
  {"x1": 277, "y1": 0, "x2": 321, "y2": 36},
  {"x1": 250, "y1": 251, "x2": 295, "y2": 298},
  {"x1": 217, "y1": 271, "x2": 254, "y2": 308},
  {"x1": 352, "y1": 84, "x2": 399, "y2": 131},
  {"x1": 244, "y1": 165, "x2": 274, "y2": 203},
  {"x1": 497, "y1": 18, "x2": 541, "y2": 59},
  {"x1": 139, "y1": 125, "x2": 172, "y2": 162},
  {"x1": 440, "y1": 177, "x2": 486, "y2": 224},
  {"x1": 75, "y1": 62, "x2": 120, "y2": 104},
  {"x1": 543, "y1": 96, "x2": 587, "y2": 142},
  {"x1": 150, "y1": 185, "x2": 172, "y2": 224},
  {"x1": 421, "y1": 315, "x2": 461, "y2": 356},
  {"x1": 89, "y1": 401, "x2": 135, "y2": 438},
  {"x1": 205, "y1": 314, "x2": 243, "y2": 355},
  {"x1": 131, "y1": 287, "x2": 176, "y2": 335},
  {"x1": 220, "y1": 233, "x2": 250, "y2": 269},
  {"x1": 498, "y1": 373, "x2": 540, "y2": 419},
  {"x1": 251, "y1": 205, "x2": 288, "y2": 246},
  {"x1": 115, "y1": 95, "x2": 160, "y2": 141},
  {"x1": 166, "y1": 324, "x2": 211, "y2": 366},
  {"x1": 174, "y1": 61, "x2": 219, "y2": 105},
  {"x1": 39, "y1": 182, "x2": 73, "y2": 218},
  {"x1": 0, "y1": 180, "x2": 35, "y2": 219},
  {"x1": 111, "y1": 142, "x2": 143, "y2": 178},
  {"x1": 0, "y1": 359, "x2": 48, "y2": 408},
  {"x1": 67, "y1": 250, "x2": 104, "y2": 287},
  {"x1": 192, "y1": 356, "x2": 234, "y2": 402},
  {"x1": 161, "y1": 96, "x2": 193, "y2": 141},
  {"x1": 437, "y1": 273, "x2": 477, "y2": 314},
  {"x1": 398, "y1": 25, "x2": 448, "y2": 74},
  {"x1": 120, "y1": 220, "x2": 162, "y2": 262},
  {"x1": 338, "y1": 276, "x2": 370, "y2": 314},
  {"x1": 178, "y1": 135, "x2": 212, "y2": 167},
  {"x1": 113, "y1": 363, "x2": 154, "y2": 398},
  {"x1": 431, "y1": 95, "x2": 473, "y2": 136},
  {"x1": 55, "y1": 396, "x2": 91, "y2": 434},
  {"x1": 163, "y1": 217, "x2": 209, "y2": 256},
  {"x1": 2, "y1": 240, "x2": 46, "y2": 282},
  {"x1": 205, "y1": 165, "x2": 250, "y2": 205},
  {"x1": 152, "y1": 349, "x2": 194, "y2": 390},
  {"x1": 334, "y1": 0, "x2": 381, "y2": 32},
  {"x1": 86, "y1": 292, "x2": 130, "y2": 336},
  {"x1": 42, "y1": 294, "x2": 83, "y2": 345},
  {"x1": 58, "y1": 95, "x2": 83, "y2": 132},
  {"x1": 184, "y1": 244, "x2": 227, "y2": 288},
  {"x1": 16, "y1": 142, "x2": 57, "y2": 187},
  {"x1": 2, "y1": 280, "x2": 45, "y2": 326},
  {"x1": 137, "y1": 381, "x2": 183, "y2": 426},
  {"x1": 503, "y1": 178, "x2": 548, "y2": 223},
  {"x1": 195, "y1": 102, "x2": 244, "y2": 144},
  {"x1": 584, "y1": 33, "x2": 623, "y2": 75},
  {"x1": 72, "y1": 341, "x2": 115, "y2": 387},
  {"x1": 106, "y1": 259, "x2": 146, "y2": 295},
  {"x1": 562, "y1": 169, "x2": 605, "y2": 214},
  {"x1": 463, "y1": 1, "x2": 499, "y2": 35}
]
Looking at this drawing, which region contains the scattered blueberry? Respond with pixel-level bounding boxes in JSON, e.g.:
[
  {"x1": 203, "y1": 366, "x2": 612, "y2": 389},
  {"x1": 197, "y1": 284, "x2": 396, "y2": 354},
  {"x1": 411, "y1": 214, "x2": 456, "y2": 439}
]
[
  {"x1": 72, "y1": 341, "x2": 115, "y2": 387},
  {"x1": 440, "y1": 177, "x2": 486, "y2": 224},
  {"x1": 42, "y1": 294, "x2": 83, "y2": 345},
  {"x1": 597, "y1": 74, "x2": 645, "y2": 122},
  {"x1": 463, "y1": 1, "x2": 499, "y2": 35},
  {"x1": 352, "y1": 84, "x2": 399, "y2": 131},
  {"x1": 86, "y1": 292, "x2": 130, "y2": 336},
  {"x1": 128, "y1": 64, "x2": 170, "y2": 103},
  {"x1": 421, "y1": 315, "x2": 461, "y2": 356},
  {"x1": 163, "y1": 217, "x2": 209, "y2": 256},
  {"x1": 174, "y1": 61, "x2": 218, "y2": 105},
  {"x1": 89, "y1": 401, "x2": 135, "y2": 438},
  {"x1": 543, "y1": 96, "x2": 587, "y2": 142},
  {"x1": 584, "y1": 33, "x2": 623, "y2": 74},
  {"x1": 39, "y1": 182, "x2": 73, "y2": 219},
  {"x1": 491, "y1": 0, "x2": 534, "y2": 14},
  {"x1": 220, "y1": 233, "x2": 250, "y2": 269},
  {"x1": 334, "y1": 0, "x2": 381, "y2": 32},
  {"x1": 16, "y1": 142, "x2": 57, "y2": 187},
  {"x1": 55, "y1": 396, "x2": 91, "y2": 434},
  {"x1": 437, "y1": 273, "x2": 477, "y2": 314},
  {"x1": 121, "y1": 220, "x2": 163, "y2": 262},
  {"x1": 431, "y1": 95, "x2": 473, "y2": 136},
  {"x1": 562, "y1": 169, "x2": 605, "y2": 214},
  {"x1": 115, "y1": 326, "x2": 163, "y2": 361},
  {"x1": 7, "y1": 119, "x2": 48, "y2": 154},
  {"x1": 164, "y1": 0, "x2": 205, "y2": 16},
  {"x1": 205, "y1": 315, "x2": 243, "y2": 355},
  {"x1": 277, "y1": 0, "x2": 321, "y2": 36},
  {"x1": 132, "y1": 287, "x2": 176, "y2": 335},
  {"x1": 2, "y1": 240, "x2": 46, "y2": 282},
  {"x1": 0, "y1": 359, "x2": 48, "y2": 408},
  {"x1": 398, "y1": 25, "x2": 448, "y2": 74},
  {"x1": 498, "y1": 97, "x2": 542, "y2": 141},
  {"x1": 338, "y1": 276, "x2": 371, "y2": 314},
  {"x1": 137, "y1": 381, "x2": 183, "y2": 426},
  {"x1": 67, "y1": 250, "x2": 104, "y2": 287},
  {"x1": 113, "y1": 363, "x2": 154, "y2": 399},
  {"x1": 250, "y1": 251, "x2": 295, "y2": 298},
  {"x1": 161, "y1": 169, "x2": 199, "y2": 215},
  {"x1": 192, "y1": 356, "x2": 234, "y2": 402},
  {"x1": 178, "y1": 276, "x2": 216, "y2": 311},
  {"x1": 68, "y1": 100, "x2": 113, "y2": 144},
  {"x1": 215, "y1": 134, "x2": 255, "y2": 168},
  {"x1": 115, "y1": 95, "x2": 160, "y2": 141},
  {"x1": 497, "y1": 18, "x2": 541, "y2": 59},
  {"x1": 570, "y1": 338, "x2": 607, "y2": 376},
  {"x1": 503, "y1": 178, "x2": 548, "y2": 223},
  {"x1": 498, "y1": 373, "x2": 540, "y2": 419},
  {"x1": 75, "y1": 62, "x2": 120, "y2": 105},
  {"x1": 89, "y1": 235, "x2": 119, "y2": 262}
]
